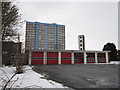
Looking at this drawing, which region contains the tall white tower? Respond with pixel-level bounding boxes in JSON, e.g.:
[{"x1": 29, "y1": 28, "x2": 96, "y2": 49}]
[{"x1": 78, "y1": 35, "x2": 85, "y2": 50}]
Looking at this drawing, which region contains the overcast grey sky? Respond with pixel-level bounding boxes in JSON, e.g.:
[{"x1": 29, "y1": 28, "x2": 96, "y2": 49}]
[{"x1": 17, "y1": 0, "x2": 118, "y2": 50}]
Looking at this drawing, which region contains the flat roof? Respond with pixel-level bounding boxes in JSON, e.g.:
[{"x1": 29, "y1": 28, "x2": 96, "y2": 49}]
[
  {"x1": 26, "y1": 21, "x2": 65, "y2": 26},
  {"x1": 26, "y1": 49, "x2": 110, "y2": 53}
]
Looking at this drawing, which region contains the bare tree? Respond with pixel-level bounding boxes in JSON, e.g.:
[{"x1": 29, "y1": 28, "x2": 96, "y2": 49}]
[
  {"x1": 0, "y1": 69, "x2": 17, "y2": 90},
  {"x1": 1, "y1": 0, "x2": 24, "y2": 74},
  {"x1": 2, "y1": 0, "x2": 21, "y2": 40},
  {"x1": 0, "y1": 67, "x2": 44, "y2": 89}
]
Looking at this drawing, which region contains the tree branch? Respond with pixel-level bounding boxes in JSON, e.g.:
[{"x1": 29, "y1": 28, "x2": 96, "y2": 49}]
[
  {"x1": 0, "y1": 69, "x2": 9, "y2": 80},
  {"x1": 2, "y1": 73, "x2": 16, "y2": 90}
]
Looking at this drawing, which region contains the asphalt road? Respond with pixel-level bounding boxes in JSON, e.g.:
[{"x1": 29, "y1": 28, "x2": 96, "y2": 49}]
[{"x1": 33, "y1": 64, "x2": 119, "y2": 89}]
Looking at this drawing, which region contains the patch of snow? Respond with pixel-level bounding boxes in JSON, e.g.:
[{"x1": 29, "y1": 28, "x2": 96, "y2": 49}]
[
  {"x1": 0, "y1": 65, "x2": 68, "y2": 89},
  {"x1": 109, "y1": 61, "x2": 120, "y2": 65}
]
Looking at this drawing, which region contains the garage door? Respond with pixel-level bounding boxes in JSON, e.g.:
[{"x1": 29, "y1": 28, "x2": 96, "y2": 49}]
[
  {"x1": 86, "y1": 53, "x2": 95, "y2": 63},
  {"x1": 31, "y1": 52, "x2": 44, "y2": 65},
  {"x1": 74, "y1": 53, "x2": 84, "y2": 63},
  {"x1": 97, "y1": 53, "x2": 106, "y2": 63},
  {"x1": 61, "y1": 52, "x2": 71, "y2": 64},
  {"x1": 47, "y1": 52, "x2": 58, "y2": 64}
]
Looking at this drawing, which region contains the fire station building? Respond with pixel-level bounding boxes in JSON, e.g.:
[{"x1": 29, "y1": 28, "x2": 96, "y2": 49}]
[{"x1": 28, "y1": 50, "x2": 110, "y2": 65}]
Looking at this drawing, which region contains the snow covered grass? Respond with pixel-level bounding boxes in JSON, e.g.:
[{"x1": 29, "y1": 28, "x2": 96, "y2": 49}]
[
  {"x1": 109, "y1": 61, "x2": 120, "y2": 65},
  {"x1": 0, "y1": 65, "x2": 68, "y2": 89}
]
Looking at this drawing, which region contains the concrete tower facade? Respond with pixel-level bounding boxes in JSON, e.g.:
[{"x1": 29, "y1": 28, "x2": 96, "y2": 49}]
[{"x1": 25, "y1": 21, "x2": 65, "y2": 50}]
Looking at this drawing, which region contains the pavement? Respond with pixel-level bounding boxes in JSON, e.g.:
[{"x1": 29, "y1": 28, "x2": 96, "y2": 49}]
[{"x1": 33, "y1": 64, "x2": 119, "y2": 89}]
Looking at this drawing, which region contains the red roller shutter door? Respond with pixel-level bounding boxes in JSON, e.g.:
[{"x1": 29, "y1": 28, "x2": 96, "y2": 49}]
[
  {"x1": 61, "y1": 52, "x2": 71, "y2": 64},
  {"x1": 74, "y1": 53, "x2": 84, "y2": 63},
  {"x1": 31, "y1": 52, "x2": 44, "y2": 65},
  {"x1": 47, "y1": 52, "x2": 58, "y2": 64},
  {"x1": 98, "y1": 53, "x2": 106, "y2": 63},
  {"x1": 86, "y1": 53, "x2": 95, "y2": 63}
]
